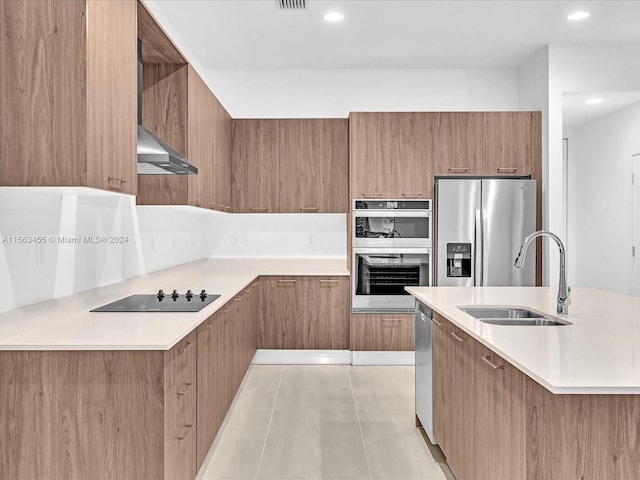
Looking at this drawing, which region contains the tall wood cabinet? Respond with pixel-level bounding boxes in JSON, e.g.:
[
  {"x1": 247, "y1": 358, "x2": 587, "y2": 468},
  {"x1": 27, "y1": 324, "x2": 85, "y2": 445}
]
[
  {"x1": 232, "y1": 119, "x2": 349, "y2": 213},
  {"x1": 0, "y1": 0, "x2": 137, "y2": 194},
  {"x1": 349, "y1": 112, "x2": 434, "y2": 199}
]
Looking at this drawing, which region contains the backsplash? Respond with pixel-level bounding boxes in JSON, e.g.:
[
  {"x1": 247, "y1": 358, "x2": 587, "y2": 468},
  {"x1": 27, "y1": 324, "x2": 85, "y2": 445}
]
[{"x1": 0, "y1": 188, "x2": 347, "y2": 313}]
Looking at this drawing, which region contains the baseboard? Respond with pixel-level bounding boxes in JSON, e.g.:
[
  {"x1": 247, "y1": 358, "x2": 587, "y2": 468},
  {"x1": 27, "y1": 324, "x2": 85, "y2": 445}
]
[
  {"x1": 252, "y1": 349, "x2": 353, "y2": 365},
  {"x1": 251, "y1": 349, "x2": 415, "y2": 365},
  {"x1": 352, "y1": 351, "x2": 415, "y2": 365}
]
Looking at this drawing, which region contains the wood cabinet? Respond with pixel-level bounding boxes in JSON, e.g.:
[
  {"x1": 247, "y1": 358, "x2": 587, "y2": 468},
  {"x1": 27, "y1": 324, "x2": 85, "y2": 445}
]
[
  {"x1": 349, "y1": 112, "x2": 434, "y2": 200},
  {"x1": 233, "y1": 119, "x2": 349, "y2": 213},
  {"x1": 279, "y1": 119, "x2": 349, "y2": 213},
  {"x1": 433, "y1": 113, "x2": 483, "y2": 175},
  {"x1": 474, "y1": 342, "x2": 526, "y2": 480},
  {"x1": 482, "y1": 112, "x2": 533, "y2": 175},
  {"x1": 259, "y1": 276, "x2": 350, "y2": 349},
  {"x1": 0, "y1": 0, "x2": 137, "y2": 194},
  {"x1": 232, "y1": 120, "x2": 280, "y2": 213},
  {"x1": 431, "y1": 313, "x2": 449, "y2": 453},
  {"x1": 350, "y1": 313, "x2": 414, "y2": 351}
]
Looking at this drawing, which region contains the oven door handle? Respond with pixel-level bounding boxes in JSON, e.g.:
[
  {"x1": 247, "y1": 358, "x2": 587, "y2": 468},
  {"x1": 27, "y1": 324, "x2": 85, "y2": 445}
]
[{"x1": 353, "y1": 210, "x2": 431, "y2": 218}]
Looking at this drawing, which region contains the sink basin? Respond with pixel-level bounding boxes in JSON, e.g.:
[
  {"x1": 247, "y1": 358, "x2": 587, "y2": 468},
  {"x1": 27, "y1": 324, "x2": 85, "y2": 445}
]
[{"x1": 458, "y1": 306, "x2": 571, "y2": 326}]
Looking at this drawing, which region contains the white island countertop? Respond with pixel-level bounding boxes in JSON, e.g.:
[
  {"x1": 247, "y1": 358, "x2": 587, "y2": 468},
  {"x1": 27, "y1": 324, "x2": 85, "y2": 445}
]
[
  {"x1": 407, "y1": 286, "x2": 640, "y2": 394},
  {"x1": 0, "y1": 258, "x2": 348, "y2": 351}
]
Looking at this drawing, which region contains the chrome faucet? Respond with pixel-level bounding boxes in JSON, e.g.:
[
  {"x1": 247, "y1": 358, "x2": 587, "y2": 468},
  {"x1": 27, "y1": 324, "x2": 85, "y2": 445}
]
[{"x1": 514, "y1": 230, "x2": 571, "y2": 315}]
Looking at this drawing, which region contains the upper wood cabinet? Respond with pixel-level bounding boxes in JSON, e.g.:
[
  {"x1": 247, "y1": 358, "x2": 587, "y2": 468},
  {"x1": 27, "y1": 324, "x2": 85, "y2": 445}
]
[
  {"x1": 279, "y1": 119, "x2": 349, "y2": 213},
  {"x1": 433, "y1": 113, "x2": 483, "y2": 175},
  {"x1": 232, "y1": 120, "x2": 280, "y2": 213},
  {"x1": 0, "y1": 0, "x2": 137, "y2": 194},
  {"x1": 482, "y1": 112, "x2": 533, "y2": 175},
  {"x1": 350, "y1": 112, "x2": 434, "y2": 200},
  {"x1": 232, "y1": 119, "x2": 348, "y2": 213}
]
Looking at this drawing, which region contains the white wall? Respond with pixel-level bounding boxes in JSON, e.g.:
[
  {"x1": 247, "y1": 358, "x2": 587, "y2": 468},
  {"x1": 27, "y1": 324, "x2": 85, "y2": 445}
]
[
  {"x1": 565, "y1": 102, "x2": 640, "y2": 295},
  {"x1": 202, "y1": 69, "x2": 520, "y2": 118},
  {"x1": 0, "y1": 188, "x2": 347, "y2": 313},
  {"x1": 547, "y1": 44, "x2": 640, "y2": 288}
]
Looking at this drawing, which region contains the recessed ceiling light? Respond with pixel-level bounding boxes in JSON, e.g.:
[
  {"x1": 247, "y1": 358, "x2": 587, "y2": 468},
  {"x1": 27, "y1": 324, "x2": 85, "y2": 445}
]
[
  {"x1": 567, "y1": 11, "x2": 590, "y2": 21},
  {"x1": 324, "y1": 11, "x2": 344, "y2": 22},
  {"x1": 585, "y1": 98, "x2": 603, "y2": 104}
]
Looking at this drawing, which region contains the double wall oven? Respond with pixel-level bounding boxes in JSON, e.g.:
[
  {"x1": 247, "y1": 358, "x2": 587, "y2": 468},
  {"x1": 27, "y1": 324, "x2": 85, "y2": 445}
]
[{"x1": 352, "y1": 199, "x2": 432, "y2": 313}]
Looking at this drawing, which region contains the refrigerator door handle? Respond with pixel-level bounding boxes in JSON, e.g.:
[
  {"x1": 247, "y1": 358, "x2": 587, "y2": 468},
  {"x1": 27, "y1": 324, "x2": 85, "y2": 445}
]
[
  {"x1": 482, "y1": 207, "x2": 489, "y2": 287},
  {"x1": 474, "y1": 208, "x2": 482, "y2": 286}
]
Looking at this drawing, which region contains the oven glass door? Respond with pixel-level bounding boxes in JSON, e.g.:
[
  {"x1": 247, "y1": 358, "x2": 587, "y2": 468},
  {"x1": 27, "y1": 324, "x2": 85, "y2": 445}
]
[
  {"x1": 352, "y1": 248, "x2": 432, "y2": 312},
  {"x1": 353, "y1": 210, "x2": 431, "y2": 248}
]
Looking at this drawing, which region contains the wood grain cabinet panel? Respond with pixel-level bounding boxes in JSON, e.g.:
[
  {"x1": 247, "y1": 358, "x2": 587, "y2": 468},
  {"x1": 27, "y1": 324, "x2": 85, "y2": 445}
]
[
  {"x1": 433, "y1": 112, "x2": 483, "y2": 175},
  {"x1": 350, "y1": 113, "x2": 433, "y2": 199},
  {"x1": 0, "y1": 0, "x2": 137, "y2": 194},
  {"x1": 432, "y1": 313, "x2": 450, "y2": 452},
  {"x1": 350, "y1": 313, "x2": 414, "y2": 351},
  {"x1": 259, "y1": 276, "x2": 305, "y2": 348},
  {"x1": 278, "y1": 119, "x2": 349, "y2": 213},
  {"x1": 482, "y1": 112, "x2": 533, "y2": 175},
  {"x1": 302, "y1": 277, "x2": 350, "y2": 349}
]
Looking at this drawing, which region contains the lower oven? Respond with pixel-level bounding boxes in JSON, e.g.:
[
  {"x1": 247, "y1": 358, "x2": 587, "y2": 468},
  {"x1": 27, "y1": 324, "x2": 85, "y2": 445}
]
[{"x1": 352, "y1": 247, "x2": 432, "y2": 313}]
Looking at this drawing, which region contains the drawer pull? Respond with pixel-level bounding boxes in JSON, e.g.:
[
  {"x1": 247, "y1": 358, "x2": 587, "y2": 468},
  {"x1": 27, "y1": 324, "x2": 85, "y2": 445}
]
[
  {"x1": 382, "y1": 318, "x2": 401, "y2": 324},
  {"x1": 402, "y1": 193, "x2": 422, "y2": 198},
  {"x1": 250, "y1": 207, "x2": 269, "y2": 212},
  {"x1": 497, "y1": 167, "x2": 517, "y2": 173},
  {"x1": 178, "y1": 424, "x2": 194, "y2": 440},
  {"x1": 178, "y1": 340, "x2": 192, "y2": 354},
  {"x1": 300, "y1": 207, "x2": 319, "y2": 212},
  {"x1": 482, "y1": 355, "x2": 504, "y2": 370},
  {"x1": 362, "y1": 192, "x2": 382, "y2": 198},
  {"x1": 319, "y1": 279, "x2": 339, "y2": 284},
  {"x1": 178, "y1": 382, "x2": 194, "y2": 396},
  {"x1": 223, "y1": 308, "x2": 230, "y2": 314},
  {"x1": 450, "y1": 331, "x2": 464, "y2": 342},
  {"x1": 107, "y1": 176, "x2": 128, "y2": 184},
  {"x1": 204, "y1": 321, "x2": 213, "y2": 329},
  {"x1": 431, "y1": 317, "x2": 443, "y2": 327},
  {"x1": 277, "y1": 279, "x2": 297, "y2": 284},
  {"x1": 448, "y1": 167, "x2": 469, "y2": 173}
]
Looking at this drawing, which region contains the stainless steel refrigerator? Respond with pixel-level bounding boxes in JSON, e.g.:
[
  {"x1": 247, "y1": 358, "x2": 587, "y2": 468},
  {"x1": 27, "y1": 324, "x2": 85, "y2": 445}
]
[{"x1": 434, "y1": 177, "x2": 536, "y2": 286}]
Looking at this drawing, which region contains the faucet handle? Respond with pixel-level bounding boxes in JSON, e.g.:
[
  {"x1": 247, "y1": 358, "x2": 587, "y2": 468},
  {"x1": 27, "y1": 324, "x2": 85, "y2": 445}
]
[{"x1": 566, "y1": 286, "x2": 572, "y2": 306}]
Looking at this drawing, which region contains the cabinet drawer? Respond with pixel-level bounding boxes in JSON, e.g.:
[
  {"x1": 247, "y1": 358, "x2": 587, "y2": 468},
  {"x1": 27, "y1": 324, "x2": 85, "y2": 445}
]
[
  {"x1": 165, "y1": 331, "x2": 196, "y2": 392},
  {"x1": 166, "y1": 379, "x2": 197, "y2": 442},
  {"x1": 351, "y1": 313, "x2": 414, "y2": 351},
  {"x1": 164, "y1": 407, "x2": 196, "y2": 480}
]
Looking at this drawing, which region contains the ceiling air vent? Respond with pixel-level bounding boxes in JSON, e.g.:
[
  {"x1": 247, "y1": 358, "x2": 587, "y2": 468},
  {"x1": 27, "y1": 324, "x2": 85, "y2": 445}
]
[{"x1": 277, "y1": 0, "x2": 308, "y2": 10}]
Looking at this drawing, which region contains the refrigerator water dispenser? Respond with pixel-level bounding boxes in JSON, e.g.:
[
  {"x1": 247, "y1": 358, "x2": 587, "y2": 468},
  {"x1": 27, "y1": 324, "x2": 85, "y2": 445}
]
[{"x1": 446, "y1": 243, "x2": 471, "y2": 277}]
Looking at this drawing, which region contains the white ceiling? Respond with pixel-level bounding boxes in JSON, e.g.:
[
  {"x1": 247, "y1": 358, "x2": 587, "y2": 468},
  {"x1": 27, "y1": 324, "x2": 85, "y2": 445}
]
[
  {"x1": 144, "y1": 0, "x2": 640, "y2": 70},
  {"x1": 563, "y1": 91, "x2": 640, "y2": 128}
]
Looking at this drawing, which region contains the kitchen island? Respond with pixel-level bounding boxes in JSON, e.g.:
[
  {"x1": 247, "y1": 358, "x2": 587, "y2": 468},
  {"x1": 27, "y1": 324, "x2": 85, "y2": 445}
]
[
  {"x1": 0, "y1": 258, "x2": 348, "y2": 480},
  {"x1": 407, "y1": 286, "x2": 640, "y2": 480}
]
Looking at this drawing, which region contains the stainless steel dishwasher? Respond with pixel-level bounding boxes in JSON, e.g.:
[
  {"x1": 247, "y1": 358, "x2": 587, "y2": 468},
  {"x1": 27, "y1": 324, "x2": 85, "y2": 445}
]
[{"x1": 415, "y1": 300, "x2": 437, "y2": 443}]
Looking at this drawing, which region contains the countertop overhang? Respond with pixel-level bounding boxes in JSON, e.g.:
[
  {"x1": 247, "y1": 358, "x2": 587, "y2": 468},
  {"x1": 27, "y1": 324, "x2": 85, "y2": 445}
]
[
  {"x1": 407, "y1": 286, "x2": 640, "y2": 395},
  {"x1": 0, "y1": 258, "x2": 348, "y2": 351}
]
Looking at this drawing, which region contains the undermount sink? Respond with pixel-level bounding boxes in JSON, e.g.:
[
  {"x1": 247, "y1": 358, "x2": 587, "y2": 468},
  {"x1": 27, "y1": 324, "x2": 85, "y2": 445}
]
[{"x1": 458, "y1": 306, "x2": 571, "y2": 326}]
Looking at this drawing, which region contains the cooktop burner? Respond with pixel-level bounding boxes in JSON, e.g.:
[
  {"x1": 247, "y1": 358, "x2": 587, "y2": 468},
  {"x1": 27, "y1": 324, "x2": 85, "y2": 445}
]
[{"x1": 91, "y1": 290, "x2": 220, "y2": 313}]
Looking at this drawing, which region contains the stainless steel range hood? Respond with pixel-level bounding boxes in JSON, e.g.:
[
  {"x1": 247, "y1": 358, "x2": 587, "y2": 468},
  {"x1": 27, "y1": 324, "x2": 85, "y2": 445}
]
[{"x1": 137, "y1": 40, "x2": 197, "y2": 175}]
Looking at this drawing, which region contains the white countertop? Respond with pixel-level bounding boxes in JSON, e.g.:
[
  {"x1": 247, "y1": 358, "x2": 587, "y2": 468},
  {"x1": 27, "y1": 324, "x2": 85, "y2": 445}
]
[
  {"x1": 407, "y1": 286, "x2": 640, "y2": 394},
  {"x1": 0, "y1": 258, "x2": 348, "y2": 351}
]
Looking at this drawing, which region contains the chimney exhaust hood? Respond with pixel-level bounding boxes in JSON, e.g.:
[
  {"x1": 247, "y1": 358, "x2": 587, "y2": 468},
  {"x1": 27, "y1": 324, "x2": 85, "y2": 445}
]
[{"x1": 137, "y1": 40, "x2": 197, "y2": 175}]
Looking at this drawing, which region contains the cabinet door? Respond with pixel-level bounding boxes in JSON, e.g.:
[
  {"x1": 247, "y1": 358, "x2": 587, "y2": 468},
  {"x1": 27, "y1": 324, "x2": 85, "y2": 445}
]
[
  {"x1": 259, "y1": 277, "x2": 304, "y2": 349},
  {"x1": 232, "y1": 119, "x2": 279, "y2": 212},
  {"x1": 432, "y1": 313, "x2": 450, "y2": 452},
  {"x1": 349, "y1": 113, "x2": 392, "y2": 199},
  {"x1": 482, "y1": 112, "x2": 533, "y2": 175},
  {"x1": 389, "y1": 113, "x2": 434, "y2": 199},
  {"x1": 474, "y1": 343, "x2": 525, "y2": 480},
  {"x1": 447, "y1": 325, "x2": 475, "y2": 480},
  {"x1": 220, "y1": 306, "x2": 235, "y2": 409},
  {"x1": 278, "y1": 119, "x2": 348, "y2": 213},
  {"x1": 350, "y1": 314, "x2": 414, "y2": 351},
  {"x1": 215, "y1": 110, "x2": 233, "y2": 212},
  {"x1": 302, "y1": 277, "x2": 350, "y2": 349},
  {"x1": 433, "y1": 113, "x2": 483, "y2": 175}
]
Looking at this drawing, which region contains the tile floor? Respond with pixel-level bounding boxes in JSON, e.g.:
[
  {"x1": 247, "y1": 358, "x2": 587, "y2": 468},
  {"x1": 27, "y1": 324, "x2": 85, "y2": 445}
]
[{"x1": 196, "y1": 365, "x2": 452, "y2": 480}]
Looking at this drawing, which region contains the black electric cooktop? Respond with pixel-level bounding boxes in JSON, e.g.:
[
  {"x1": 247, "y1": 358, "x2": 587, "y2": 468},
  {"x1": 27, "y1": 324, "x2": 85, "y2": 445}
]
[{"x1": 91, "y1": 290, "x2": 220, "y2": 313}]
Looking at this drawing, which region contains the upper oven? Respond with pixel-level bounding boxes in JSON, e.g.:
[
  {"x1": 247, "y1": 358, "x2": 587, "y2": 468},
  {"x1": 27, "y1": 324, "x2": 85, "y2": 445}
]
[{"x1": 353, "y1": 199, "x2": 432, "y2": 248}]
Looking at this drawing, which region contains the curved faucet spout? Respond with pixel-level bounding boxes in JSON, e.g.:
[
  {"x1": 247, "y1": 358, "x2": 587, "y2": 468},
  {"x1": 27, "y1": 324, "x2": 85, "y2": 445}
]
[{"x1": 514, "y1": 230, "x2": 571, "y2": 315}]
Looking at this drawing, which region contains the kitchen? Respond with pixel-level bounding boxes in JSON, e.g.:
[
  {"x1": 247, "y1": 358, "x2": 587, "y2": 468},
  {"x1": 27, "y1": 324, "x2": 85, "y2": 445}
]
[{"x1": 1, "y1": 1, "x2": 640, "y2": 479}]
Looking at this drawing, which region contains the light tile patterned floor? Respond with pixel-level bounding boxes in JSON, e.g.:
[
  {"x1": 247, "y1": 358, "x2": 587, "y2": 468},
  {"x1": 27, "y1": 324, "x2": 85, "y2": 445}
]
[{"x1": 196, "y1": 365, "x2": 450, "y2": 480}]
